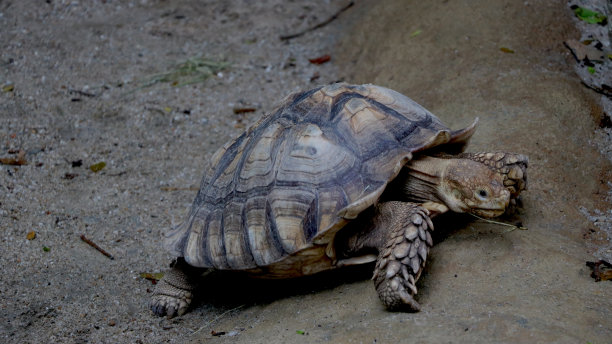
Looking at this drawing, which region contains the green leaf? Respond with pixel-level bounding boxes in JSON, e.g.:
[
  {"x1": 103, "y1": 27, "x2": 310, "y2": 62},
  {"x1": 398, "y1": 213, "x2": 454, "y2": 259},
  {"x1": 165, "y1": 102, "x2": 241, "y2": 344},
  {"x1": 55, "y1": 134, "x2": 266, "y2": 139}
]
[
  {"x1": 574, "y1": 7, "x2": 607, "y2": 24},
  {"x1": 139, "y1": 272, "x2": 165, "y2": 281},
  {"x1": 89, "y1": 161, "x2": 106, "y2": 173},
  {"x1": 43, "y1": 246, "x2": 50, "y2": 252},
  {"x1": 410, "y1": 29, "x2": 422, "y2": 37},
  {"x1": 587, "y1": 66, "x2": 596, "y2": 74},
  {"x1": 296, "y1": 330, "x2": 305, "y2": 335}
]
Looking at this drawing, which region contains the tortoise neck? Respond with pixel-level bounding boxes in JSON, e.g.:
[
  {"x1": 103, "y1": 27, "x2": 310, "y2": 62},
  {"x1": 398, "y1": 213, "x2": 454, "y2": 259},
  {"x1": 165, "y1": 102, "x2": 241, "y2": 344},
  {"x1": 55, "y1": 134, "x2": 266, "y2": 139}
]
[{"x1": 401, "y1": 156, "x2": 448, "y2": 204}]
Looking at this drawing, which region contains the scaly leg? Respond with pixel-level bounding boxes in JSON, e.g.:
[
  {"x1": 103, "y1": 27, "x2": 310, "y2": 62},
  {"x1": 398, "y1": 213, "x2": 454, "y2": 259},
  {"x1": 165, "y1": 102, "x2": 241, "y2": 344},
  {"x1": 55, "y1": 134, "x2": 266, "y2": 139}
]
[
  {"x1": 340, "y1": 201, "x2": 434, "y2": 311},
  {"x1": 150, "y1": 258, "x2": 202, "y2": 318}
]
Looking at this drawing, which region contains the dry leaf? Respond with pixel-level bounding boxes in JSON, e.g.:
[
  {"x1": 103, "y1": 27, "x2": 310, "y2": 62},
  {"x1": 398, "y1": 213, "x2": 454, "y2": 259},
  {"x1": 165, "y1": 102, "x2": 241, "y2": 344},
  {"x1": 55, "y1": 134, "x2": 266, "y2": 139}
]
[
  {"x1": 308, "y1": 54, "x2": 331, "y2": 65},
  {"x1": 586, "y1": 260, "x2": 612, "y2": 281},
  {"x1": 140, "y1": 272, "x2": 164, "y2": 284},
  {"x1": 63, "y1": 173, "x2": 78, "y2": 180}
]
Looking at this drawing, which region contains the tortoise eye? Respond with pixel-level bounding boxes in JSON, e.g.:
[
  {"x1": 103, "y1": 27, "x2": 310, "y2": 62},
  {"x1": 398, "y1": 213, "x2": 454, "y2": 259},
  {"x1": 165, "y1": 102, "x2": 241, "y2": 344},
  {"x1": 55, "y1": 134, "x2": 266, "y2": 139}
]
[{"x1": 477, "y1": 189, "x2": 488, "y2": 199}]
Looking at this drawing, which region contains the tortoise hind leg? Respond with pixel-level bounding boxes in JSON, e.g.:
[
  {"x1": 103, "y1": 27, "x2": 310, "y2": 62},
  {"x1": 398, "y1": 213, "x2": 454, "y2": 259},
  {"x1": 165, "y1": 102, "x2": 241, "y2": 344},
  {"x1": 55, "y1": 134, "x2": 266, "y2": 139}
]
[
  {"x1": 340, "y1": 201, "x2": 434, "y2": 311},
  {"x1": 150, "y1": 258, "x2": 202, "y2": 318}
]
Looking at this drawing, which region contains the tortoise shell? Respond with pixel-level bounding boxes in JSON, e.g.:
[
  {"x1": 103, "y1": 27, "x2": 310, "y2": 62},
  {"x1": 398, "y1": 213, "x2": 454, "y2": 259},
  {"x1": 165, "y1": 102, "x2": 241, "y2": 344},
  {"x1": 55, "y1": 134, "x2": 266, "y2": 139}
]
[{"x1": 163, "y1": 83, "x2": 476, "y2": 277}]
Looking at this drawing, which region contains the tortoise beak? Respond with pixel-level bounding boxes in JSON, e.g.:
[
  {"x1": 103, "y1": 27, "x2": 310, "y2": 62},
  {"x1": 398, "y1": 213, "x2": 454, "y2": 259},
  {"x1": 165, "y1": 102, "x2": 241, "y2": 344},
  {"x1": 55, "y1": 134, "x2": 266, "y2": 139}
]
[{"x1": 472, "y1": 208, "x2": 505, "y2": 218}]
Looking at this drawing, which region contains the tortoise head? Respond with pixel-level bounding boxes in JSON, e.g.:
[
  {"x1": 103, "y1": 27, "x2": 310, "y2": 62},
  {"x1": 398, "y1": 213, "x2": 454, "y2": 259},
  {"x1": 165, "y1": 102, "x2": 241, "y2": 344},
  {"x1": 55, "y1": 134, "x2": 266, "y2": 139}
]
[{"x1": 438, "y1": 159, "x2": 510, "y2": 218}]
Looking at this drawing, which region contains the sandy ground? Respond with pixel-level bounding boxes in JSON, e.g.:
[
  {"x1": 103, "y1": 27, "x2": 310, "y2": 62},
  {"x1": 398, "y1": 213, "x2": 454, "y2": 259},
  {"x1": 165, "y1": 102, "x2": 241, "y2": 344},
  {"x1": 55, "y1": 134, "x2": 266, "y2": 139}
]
[{"x1": 1, "y1": 0, "x2": 611, "y2": 343}]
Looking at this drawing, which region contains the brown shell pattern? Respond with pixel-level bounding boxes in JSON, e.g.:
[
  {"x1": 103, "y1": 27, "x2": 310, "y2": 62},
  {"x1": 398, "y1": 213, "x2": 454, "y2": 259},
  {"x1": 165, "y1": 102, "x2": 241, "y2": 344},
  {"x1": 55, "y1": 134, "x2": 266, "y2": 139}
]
[{"x1": 163, "y1": 83, "x2": 461, "y2": 272}]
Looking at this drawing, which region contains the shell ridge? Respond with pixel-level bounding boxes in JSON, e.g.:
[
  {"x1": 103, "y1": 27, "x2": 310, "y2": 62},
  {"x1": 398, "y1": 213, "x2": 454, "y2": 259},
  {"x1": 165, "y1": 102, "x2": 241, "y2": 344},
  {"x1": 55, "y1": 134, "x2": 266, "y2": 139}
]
[
  {"x1": 204, "y1": 209, "x2": 230, "y2": 269},
  {"x1": 200, "y1": 209, "x2": 214, "y2": 267},
  {"x1": 290, "y1": 86, "x2": 325, "y2": 107},
  {"x1": 162, "y1": 218, "x2": 192, "y2": 257},
  {"x1": 329, "y1": 90, "x2": 439, "y2": 161},
  {"x1": 216, "y1": 208, "x2": 229, "y2": 269},
  {"x1": 367, "y1": 98, "x2": 439, "y2": 145},
  {"x1": 196, "y1": 179, "x2": 345, "y2": 215},
  {"x1": 303, "y1": 191, "x2": 320, "y2": 241},
  {"x1": 325, "y1": 123, "x2": 360, "y2": 163},
  {"x1": 201, "y1": 133, "x2": 247, "y2": 200},
  {"x1": 182, "y1": 207, "x2": 212, "y2": 267},
  {"x1": 201, "y1": 107, "x2": 286, "y2": 207},
  {"x1": 239, "y1": 201, "x2": 257, "y2": 267},
  {"x1": 265, "y1": 198, "x2": 289, "y2": 257},
  {"x1": 330, "y1": 92, "x2": 365, "y2": 122},
  {"x1": 232, "y1": 116, "x2": 287, "y2": 192}
]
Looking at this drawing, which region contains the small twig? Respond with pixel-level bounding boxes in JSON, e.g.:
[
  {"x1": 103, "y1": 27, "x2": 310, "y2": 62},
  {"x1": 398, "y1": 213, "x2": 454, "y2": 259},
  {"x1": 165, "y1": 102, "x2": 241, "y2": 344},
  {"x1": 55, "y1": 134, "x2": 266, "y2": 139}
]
[
  {"x1": 0, "y1": 150, "x2": 27, "y2": 166},
  {"x1": 280, "y1": 1, "x2": 354, "y2": 41},
  {"x1": 469, "y1": 214, "x2": 528, "y2": 232},
  {"x1": 562, "y1": 41, "x2": 580, "y2": 63},
  {"x1": 80, "y1": 234, "x2": 114, "y2": 260},
  {"x1": 233, "y1": 107, "x2": 257, "y2": 114},
  {"x1": 580, "y1": 81, "x2": 612, "y2": 98},
  {"x1": 68, "y1": 89, "x2": 97, "y2": 98},
  {"x1": 192, "y1": 305, "x2": 245, "y2": 335}
]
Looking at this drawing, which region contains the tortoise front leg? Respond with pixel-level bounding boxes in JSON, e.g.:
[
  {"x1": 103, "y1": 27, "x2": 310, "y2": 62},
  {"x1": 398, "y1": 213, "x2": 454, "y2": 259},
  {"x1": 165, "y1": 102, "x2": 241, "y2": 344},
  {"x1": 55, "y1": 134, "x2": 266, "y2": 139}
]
[
  {"x1": 150, "y1": 258, "x2": 201, "y2": 318},
  {"x1": 372, "y1": 201, "x2": 434, "y2": 311},
  {"x1": 341, "y1": 201, "x2": 434, "y2": 311}
]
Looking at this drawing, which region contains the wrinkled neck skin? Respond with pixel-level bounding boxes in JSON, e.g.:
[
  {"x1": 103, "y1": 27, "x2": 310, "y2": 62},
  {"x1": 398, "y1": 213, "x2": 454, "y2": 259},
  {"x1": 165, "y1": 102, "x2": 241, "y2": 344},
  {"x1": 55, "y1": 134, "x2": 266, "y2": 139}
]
[{"x1": 401, "y1": 156, "x2": 449, "y2": 206}]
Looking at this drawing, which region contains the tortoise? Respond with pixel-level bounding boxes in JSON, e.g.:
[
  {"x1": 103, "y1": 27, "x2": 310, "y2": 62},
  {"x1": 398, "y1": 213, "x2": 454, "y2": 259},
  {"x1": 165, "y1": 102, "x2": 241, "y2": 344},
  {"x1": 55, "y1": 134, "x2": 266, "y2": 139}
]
[{"x1": 150, "y1": 83, "x2": 528, "y2": 317}]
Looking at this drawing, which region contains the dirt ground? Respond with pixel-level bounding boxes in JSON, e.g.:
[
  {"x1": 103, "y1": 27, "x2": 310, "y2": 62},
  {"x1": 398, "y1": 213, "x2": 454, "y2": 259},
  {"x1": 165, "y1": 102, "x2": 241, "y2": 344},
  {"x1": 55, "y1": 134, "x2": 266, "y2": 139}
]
[{"x1": 1, "y1": 0, "x2": 611, "y2": 343}]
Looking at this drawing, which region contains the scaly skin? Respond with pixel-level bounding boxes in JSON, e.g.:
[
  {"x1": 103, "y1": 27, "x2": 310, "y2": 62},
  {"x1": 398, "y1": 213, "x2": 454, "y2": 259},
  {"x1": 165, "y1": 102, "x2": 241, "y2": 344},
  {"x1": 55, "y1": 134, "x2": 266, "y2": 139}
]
[
  {"x1": 458, "y1": 152, "x2": 528, "y2": 198},
  {"x1": 150, "y1": 258, "x2": 200, "y2": 318},
  {"x1": 371, "y1": 202, "x2": 433, "y2": 311}
]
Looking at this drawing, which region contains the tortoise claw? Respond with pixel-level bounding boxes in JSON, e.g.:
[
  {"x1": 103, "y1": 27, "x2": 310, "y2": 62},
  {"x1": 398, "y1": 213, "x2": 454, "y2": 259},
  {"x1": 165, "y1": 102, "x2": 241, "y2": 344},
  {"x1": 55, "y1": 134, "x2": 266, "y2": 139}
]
[
  {"x1": 376, "y1": 277, "x2": 421, "y2": 311},
  {"x1": 150, "y1": 292, "x2": 192, "y2": 318},
  {"x1": 149, "y1": 259, "x2": 198, "y2": 318}
]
